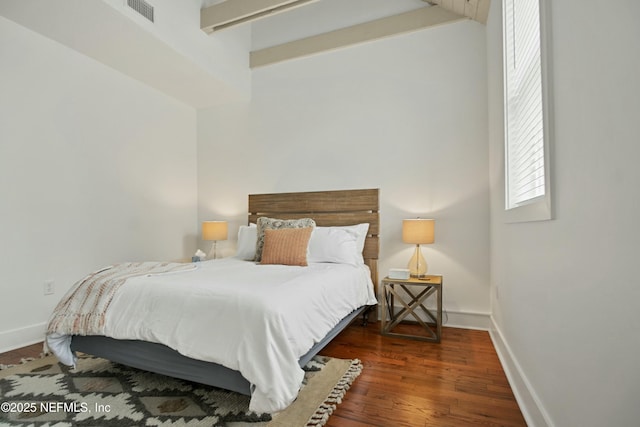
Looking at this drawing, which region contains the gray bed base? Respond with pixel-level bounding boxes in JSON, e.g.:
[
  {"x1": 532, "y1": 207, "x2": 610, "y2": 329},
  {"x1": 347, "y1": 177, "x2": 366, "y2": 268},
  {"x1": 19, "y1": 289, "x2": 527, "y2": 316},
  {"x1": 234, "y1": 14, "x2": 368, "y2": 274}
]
[{"x1": 70, "y1": 305, "x2": 370, "y2": 396}]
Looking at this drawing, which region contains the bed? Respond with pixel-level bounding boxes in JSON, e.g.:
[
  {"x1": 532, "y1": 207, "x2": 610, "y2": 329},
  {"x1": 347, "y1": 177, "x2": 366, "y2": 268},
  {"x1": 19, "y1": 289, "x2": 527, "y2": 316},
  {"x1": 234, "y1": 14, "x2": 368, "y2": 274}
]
[{"x1": 45, "y1": 188, "x2": 380, "y2": 413}]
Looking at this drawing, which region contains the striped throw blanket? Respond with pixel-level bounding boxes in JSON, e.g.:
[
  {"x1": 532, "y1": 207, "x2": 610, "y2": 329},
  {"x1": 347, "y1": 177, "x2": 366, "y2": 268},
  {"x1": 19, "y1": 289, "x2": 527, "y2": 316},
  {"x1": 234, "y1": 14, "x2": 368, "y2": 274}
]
[{"x1": 47, "y1": 262, "x2": 196, "y2": 336}]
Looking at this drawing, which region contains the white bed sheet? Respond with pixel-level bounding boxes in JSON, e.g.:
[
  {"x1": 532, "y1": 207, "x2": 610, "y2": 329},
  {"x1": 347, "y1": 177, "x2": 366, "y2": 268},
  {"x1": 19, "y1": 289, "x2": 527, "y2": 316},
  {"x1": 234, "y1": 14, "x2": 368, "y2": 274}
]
[{"x1": 47, "y1": 258, "x2": 376, "y2": 413}]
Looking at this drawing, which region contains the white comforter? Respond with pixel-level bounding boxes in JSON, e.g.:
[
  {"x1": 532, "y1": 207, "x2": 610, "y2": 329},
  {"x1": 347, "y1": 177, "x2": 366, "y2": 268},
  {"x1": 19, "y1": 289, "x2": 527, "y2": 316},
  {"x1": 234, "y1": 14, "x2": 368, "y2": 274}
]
[{"x1": 47, "y1": 258, "x2": 376, "y2": 413}]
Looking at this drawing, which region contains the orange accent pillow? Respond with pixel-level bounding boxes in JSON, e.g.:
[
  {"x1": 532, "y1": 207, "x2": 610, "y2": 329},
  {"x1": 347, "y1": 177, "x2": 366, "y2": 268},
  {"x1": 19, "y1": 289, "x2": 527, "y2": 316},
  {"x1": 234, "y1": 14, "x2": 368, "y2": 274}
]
[{"x1": 260, "y1": 227, "x2": 313, "y2": 266}]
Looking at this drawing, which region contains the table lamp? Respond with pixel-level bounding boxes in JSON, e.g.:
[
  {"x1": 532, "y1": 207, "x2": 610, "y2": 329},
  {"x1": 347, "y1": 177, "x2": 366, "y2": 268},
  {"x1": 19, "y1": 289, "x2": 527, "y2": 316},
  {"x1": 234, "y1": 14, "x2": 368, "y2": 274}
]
[
  {"x1": 202, "y1": 221, "x2": 228, "y2": 259},
  {"x1": 402, "y1": 218, "x2": 435, "y2": 277}
]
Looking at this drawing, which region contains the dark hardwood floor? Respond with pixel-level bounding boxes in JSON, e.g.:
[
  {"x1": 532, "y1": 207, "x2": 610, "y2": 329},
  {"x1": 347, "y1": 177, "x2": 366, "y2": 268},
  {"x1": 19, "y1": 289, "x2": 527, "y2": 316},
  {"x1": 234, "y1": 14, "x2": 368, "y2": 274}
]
[
  {"x1": 320, "y1": 322, "x2": 526, "y2": 427},
  {"x1": 0, "y1": 323, "x2": 526, "y2": 426},
  {"x1": 0, "y1": 342, "x2": 44, "y2": 366}
]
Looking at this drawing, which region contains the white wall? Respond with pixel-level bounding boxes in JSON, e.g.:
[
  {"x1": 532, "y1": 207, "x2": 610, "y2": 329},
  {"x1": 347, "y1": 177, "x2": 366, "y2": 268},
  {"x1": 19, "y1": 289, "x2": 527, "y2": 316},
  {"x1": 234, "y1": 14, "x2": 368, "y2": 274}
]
[
  {"x1": 198, "y1": 21, "x2": 491, "y2": 326},
  {"x1": 102, "y1": 0, "x2": 251, "y2": 98},
  {"x1": 487, "y1": 1, "x2": 640, "y2": 426},
  {"x1": 0, "y1": 17, "x2": 198, "y2": 352},
  {"x1": 0, "y1": 0, "x2": 251, "y2": 108}
]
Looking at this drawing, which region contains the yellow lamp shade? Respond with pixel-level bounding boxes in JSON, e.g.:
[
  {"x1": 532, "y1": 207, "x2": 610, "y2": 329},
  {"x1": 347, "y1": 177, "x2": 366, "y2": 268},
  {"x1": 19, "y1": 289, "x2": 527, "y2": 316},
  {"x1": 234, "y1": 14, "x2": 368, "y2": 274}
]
[
  {"x1": 402, "y1": 219, "x2": 435, "y2": 244},
  {"x1": 202, "y1": 221, "x2": 228, "y2": 241}
]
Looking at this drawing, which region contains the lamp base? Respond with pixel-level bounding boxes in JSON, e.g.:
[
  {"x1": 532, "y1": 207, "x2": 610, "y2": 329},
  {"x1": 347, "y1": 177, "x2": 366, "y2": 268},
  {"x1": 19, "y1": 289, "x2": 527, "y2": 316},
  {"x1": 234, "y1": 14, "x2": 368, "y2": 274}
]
[
  {"x1": 208, "y1": 241, "x2": 218, "y2": 259},
  {"x1": 408, "y1": 244, "x2": 428, "y2": 277}
]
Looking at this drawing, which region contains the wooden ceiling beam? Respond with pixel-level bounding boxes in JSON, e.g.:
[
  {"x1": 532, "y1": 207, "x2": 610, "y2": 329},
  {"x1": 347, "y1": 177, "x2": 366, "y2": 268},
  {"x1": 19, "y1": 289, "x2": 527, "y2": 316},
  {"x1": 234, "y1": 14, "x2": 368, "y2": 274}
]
[
  {"x1": 250, "y1": 5, "x2": 466, "y2": 68},
  {"x1": 201, "y1": 0, "x2": 318, "y2": 33}
]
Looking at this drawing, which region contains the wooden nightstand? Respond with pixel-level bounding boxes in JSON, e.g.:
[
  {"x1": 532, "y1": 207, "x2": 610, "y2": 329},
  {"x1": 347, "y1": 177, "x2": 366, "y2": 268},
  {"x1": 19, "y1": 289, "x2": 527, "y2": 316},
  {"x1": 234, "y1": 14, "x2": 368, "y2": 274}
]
[{"x1": 381, "y1": 275, "x2": 443, "y2": 342}]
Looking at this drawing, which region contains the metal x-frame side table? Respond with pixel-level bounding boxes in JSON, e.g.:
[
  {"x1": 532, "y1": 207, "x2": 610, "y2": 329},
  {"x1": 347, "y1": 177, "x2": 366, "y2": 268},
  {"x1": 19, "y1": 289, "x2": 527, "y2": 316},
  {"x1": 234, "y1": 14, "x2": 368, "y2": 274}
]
[{"x1": 381, "y1": 275, "x2": 443, "y2": 342}]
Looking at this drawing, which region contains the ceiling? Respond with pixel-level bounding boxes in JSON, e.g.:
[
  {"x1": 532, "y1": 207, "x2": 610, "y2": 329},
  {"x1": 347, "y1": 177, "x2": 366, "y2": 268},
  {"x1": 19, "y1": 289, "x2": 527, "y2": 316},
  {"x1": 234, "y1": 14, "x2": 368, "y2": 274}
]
[
  {"x1": 0, "y1": 0, "x2": 489, "y2": 108},
  {"x1": 200, "y1": 0, "x2": 490, "y2": 67},
  {"x1": 206, "y1": 0, "x2": 430, "y2": 49}
]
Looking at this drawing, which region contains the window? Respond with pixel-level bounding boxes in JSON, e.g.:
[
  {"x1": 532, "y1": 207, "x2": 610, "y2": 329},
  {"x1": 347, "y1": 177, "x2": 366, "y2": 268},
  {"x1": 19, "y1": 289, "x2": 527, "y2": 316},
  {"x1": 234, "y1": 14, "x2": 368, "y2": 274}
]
[{"x1": 503, "y1": 0, "x2": 551, "y2": 221}]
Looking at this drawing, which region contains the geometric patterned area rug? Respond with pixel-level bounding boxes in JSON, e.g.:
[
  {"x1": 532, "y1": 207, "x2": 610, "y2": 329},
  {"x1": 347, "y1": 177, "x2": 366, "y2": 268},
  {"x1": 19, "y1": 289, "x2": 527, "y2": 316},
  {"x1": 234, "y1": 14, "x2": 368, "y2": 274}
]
[{"x1": 0, "y1": 353, "x2": 362, "y2": 427}]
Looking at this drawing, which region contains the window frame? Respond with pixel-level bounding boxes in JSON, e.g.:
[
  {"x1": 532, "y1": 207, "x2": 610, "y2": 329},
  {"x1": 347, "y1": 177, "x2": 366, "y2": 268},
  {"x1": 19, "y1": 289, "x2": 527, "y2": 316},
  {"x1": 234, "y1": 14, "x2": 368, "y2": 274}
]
[{"x1": 502, "y1": 0, "x2": 553, "y2": 223}]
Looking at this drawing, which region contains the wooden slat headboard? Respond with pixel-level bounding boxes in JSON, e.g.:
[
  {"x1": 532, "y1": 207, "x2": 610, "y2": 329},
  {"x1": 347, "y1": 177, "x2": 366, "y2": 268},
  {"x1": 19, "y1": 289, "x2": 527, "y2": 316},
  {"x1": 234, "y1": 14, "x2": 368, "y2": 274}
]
[{"x1": 248, "y1": 188, "x2": 380, "y2": 287}]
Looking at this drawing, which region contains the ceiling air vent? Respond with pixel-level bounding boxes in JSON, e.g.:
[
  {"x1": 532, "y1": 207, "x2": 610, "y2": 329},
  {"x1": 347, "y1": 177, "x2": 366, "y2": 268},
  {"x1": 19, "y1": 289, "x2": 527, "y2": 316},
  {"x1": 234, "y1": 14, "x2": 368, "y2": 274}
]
[{"x1": 127, "y1": 0, "x2": 154, "y2": 23}]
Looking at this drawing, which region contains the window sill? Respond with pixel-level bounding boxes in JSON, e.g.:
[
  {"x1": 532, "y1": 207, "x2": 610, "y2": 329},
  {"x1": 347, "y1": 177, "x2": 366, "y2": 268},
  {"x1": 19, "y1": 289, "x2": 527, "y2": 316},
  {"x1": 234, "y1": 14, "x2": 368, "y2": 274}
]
[{"x1": 504, "y1": 194, "x2": 552, "y2": 223}]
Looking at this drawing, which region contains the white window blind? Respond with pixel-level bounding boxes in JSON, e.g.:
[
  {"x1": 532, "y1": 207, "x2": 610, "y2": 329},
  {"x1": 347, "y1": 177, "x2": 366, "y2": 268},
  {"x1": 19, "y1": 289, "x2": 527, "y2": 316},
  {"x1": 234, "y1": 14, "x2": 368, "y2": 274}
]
[{"x1": 504, "y1": 0, "x2": 545, "y2": 209}]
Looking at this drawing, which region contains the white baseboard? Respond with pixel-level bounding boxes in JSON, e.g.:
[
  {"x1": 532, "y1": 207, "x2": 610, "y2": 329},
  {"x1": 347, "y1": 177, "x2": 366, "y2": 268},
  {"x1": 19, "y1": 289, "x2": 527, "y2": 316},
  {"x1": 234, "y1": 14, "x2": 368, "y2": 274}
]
[
  {"x1": 3, "y1": 310, "x2": 490, "y2": 354},
  {"x1": 443, "y1": 309, "x2": 491, "y2": 330},
  {"x1": 385, "y1": 304, "x2": 491, "y2": 331},
  {"x1": 0, "y1": 323, "x2": 47, "y2": 354},
  {"x1": 489, "y1": 317, "x2": 553, "y2": 427}
]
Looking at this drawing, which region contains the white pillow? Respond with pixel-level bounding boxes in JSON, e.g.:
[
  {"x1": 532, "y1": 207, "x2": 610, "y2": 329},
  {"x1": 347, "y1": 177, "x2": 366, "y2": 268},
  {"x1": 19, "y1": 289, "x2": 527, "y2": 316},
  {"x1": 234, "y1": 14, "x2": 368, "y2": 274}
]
[
  {"x1": 308, "y1": 223, "x2": 369, "y2": 265},
  {"x1": 340, "y1": 223, "x2": 369, "y2": 253},
  {"x1": 235, "y1": 224, "x2": 257, "y2": 260}
]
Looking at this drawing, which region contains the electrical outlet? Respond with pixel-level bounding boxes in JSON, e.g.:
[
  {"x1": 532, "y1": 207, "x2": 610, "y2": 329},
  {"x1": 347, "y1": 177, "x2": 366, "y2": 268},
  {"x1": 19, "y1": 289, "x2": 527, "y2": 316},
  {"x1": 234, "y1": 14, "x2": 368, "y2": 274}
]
[{"x1": 44, "y1": 280, "x2": 55, "y2": 295}]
